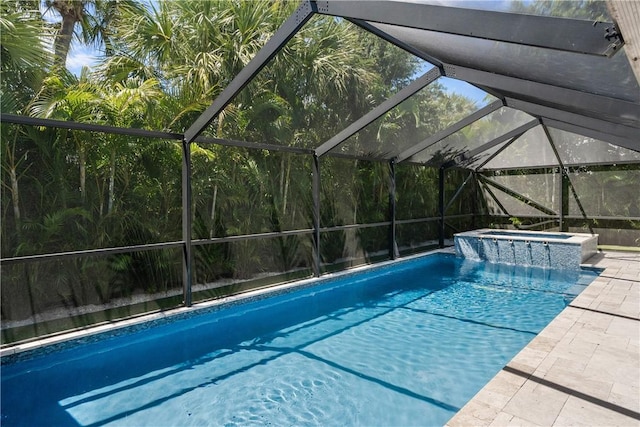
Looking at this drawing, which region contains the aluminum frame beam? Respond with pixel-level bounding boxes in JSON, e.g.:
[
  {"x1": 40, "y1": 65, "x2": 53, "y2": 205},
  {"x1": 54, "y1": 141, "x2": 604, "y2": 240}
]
[
  {"x1": 479, "y1": 180, "x2": 511, "y2": 217},
  {"x1": 0, "y1": 241, "x2": 184, "y2": 266},
  {"x1": 541, "y1": 118, "x2": 640, "y2": 154},
  {"x1": 543, "y1": 125, "x2": 592, "y2": 233},
  {"x1": 505, "y1": 98, "x2": 639, "y2": 150},
  {"x1": 312, "y1": 154, "x2": 321, "y2": 277},
  {"x1": 1, "y1": 113, "x2": 183, "y2": 140},
  {"x1": 315, "y1": 67, "x2": 441, "y2": 157},
  {"x1": 388, "y1": 160, "x2": 398, "y2": 259},
  {"x1": 184, "y1": 1, "x2": 316, "y2": 143},
  {"x1": 192, "y1": 229, "x2": 314, "y2": 246},
  {"x1": 443, "y1": 65, "x2": 640, "y2": 129},
  {"x1": 315, "y1": 1, "x2": 623, "y2": 56},
  {"x1": 444, "y1": 171, "x2": 473, "y2": 214},
  {"x1": 348, "y1": 18, "x2": 444, "y2": 68},
  {"x1": 447, "y1": 119, "x2": 540, "y2": 168},
  {"x1": 396, "y1": 99, "x2": 504, "y2": 163},
  {"x1": 321, "y1": 221, "x2": 392, "y2": 233},
  {"x1": 1, "y1": 114, "x2": 317, "y2": 155},
  {"x1": 474, "y1": 136, "x2": 518, "y2": 171},
  {"x1": 195, "y1": 136, "x2": 314, "y2": 155},
  {"x1": 395, "y1": 214, "x2": 473, "y2": 226},
  {"x1": 182, "y1": 141, "x2": 193, "y2": 306},
  {"x1": 480, "y1": 175, "x2": 558, "y2": 216},
  {"x1": 438, "y1": 166, "x2": 445, "y2": 247}
]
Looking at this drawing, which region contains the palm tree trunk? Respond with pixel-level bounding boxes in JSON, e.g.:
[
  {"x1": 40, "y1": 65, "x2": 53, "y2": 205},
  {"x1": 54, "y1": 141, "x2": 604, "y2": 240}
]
[
  {"x1": 97, "y1": 175, "x2": 105, "y2": 217},
  {"x1": 210, "y1": 184, "x2": 218, "y2": 238},
  {"x1": 10, "y1": 167, "x2": 21, "y2": 233},
  {"x1": 108, "y1": 147, "x2": 116, "y2": 213},
  {"x1": 78, "y1": 140, "x2": 86, "y2": 204},
  {"x1": 7, "y1": 130, "x2": 22, "y2": 235},
  {"x1": 51, "y1": 0, "x2": 85, "y2": 68},
  {"x1": 283, "y1": 158, "x2": 290, "y2": 215}
]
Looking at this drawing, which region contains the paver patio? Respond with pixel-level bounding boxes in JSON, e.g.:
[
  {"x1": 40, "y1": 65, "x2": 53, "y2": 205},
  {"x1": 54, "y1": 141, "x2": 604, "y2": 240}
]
[{"x1": 447, "y1": 251, "x2": 640, "y2": 427}]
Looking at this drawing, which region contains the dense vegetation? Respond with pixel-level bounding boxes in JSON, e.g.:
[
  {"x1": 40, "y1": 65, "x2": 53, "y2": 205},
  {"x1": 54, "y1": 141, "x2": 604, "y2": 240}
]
[
  {"x1": 0, "y1": 1, "x2": 478, "y2": 329},
  {"x1": 1, "y1": 0, "x2": 637, "y2": 339}
]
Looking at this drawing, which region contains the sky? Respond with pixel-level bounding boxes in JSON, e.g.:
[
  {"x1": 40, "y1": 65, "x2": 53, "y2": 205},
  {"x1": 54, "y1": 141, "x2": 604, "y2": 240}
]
[
  {"x1": 67, "y1": 44, "x2": 99, "y2": 76},
  {"x1": 439, "y1": 78, "x2": 490, "y2": 105},
  {"x1": 44, "y1": 0, "x2": 491, "y2": 105},
  {"x1": 62, "y1": 47, "x2": 488, "y2": 106}
]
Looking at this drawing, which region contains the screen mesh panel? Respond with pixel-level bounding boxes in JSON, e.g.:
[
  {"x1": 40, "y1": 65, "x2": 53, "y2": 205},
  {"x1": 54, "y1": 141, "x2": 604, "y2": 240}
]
[
  {"x1": 489, "y1": 173, "x2": 560, "y2": 213},
  {"x1": 1, "y1": 124, "x2": 181, "y2": 258},
  {"x1": 411, "y1": 107, "x2": 533, "y2": 165},
  {"x1": 204, "y1": 15, "x2": 434, "y2": 150},
  {"x1": 549, "y1": 128, "x2": 640, "y2": 167},
  {"x1": 321, "y1": 158, "x2": 390, "y2": 227},
  {"x1": 193, "y1": 235, "x2": 313, "y2": 303},
  {"x1": 1, "y1": 248, "x2": 183, "y2": 344},
  {"x1": 335, "y1": 77, "x2": 493, "y2": 159},
  {"x1": 482, "y1": 126, "x2": 559, "y2": 170},
  {"x1": 481, "y1": 176, "x2": 557, "y2": 217},
  {"x1": 461, "y1": 139, "x2": 511, "y2": 170},
  {"x1": 192, "y1": 147, "x2": 312, "y2": 238},
  {"x1": 568, "y1": 169, "x2": 640, "y2": 217}
]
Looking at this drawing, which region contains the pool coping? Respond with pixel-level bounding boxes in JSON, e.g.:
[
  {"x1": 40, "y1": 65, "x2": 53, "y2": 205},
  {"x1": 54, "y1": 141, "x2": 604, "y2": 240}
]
[
  {"x1": 446, "y1": 250, "x2": 640, "y2": 427},
  {"x1": 456, "y1": 228, "x2": 596, "y2": 245}
]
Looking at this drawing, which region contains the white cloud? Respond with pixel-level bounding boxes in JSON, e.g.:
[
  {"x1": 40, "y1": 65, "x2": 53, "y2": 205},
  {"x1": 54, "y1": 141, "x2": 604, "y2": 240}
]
[{"x1": 66, "y1": 45, "x2": 99, "y2": 76}]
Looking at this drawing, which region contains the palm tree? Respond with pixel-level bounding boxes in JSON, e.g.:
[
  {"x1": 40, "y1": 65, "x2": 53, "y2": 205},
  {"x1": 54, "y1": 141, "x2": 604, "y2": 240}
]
[
  {"x1": 45, "y1": 0, "x2": 144, "y2": 69},
  {"x1": 1, "y1": 1, "x2": 52, "y2": 236},
  {"x1": 96, "y1": 77, "x2": 162, "y2": 214},
  {"x1": 30, "y1": 68, "x2": 101, "y2": 203}
]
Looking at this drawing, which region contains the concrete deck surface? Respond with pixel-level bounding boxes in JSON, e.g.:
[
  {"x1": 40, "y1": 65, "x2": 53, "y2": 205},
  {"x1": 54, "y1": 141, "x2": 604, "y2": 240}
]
[{"x1": 447, "y1": 251, "x2": 640, "y2": 427}]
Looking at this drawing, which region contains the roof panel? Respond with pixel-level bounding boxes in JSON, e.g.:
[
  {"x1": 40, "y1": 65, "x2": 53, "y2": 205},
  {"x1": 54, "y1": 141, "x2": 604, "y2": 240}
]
[
  {"x1": 410, "y1": 107, "x2": 533, "y2": 165},
  {"x1": 334, "y1": 78, "x2": 493, "y2": 160},
  {"x1": 199, "y1": 15, "x2": 434, "y2": 150},
  {"x1": 481, "y1": 126, "x2": 559, "y2": 170},
  {"x1": 481, "y1": 180, "x2": 554, "y2": 217},
  {"x1": 409, "y1": 0, "x2": 613, "y2": 21},
  {"x1": 549, "y1": 128, "x2": 640, "y2": 166},
  {"x1": 368, "y1": 22, "x2": 639, "y2": 103},
  {"x1": 460, "y1": 139, "x2": 511, "y2": 170}
]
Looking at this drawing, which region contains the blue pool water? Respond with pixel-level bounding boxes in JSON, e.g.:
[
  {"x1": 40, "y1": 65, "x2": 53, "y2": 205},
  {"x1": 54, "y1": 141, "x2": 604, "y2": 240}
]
[{"x1": 1, "y1": 254, "x2": 599, "y2": 427}]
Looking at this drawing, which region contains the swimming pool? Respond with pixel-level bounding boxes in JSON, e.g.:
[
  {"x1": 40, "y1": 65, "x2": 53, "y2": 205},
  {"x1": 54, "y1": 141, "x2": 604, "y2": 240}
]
[{"x1": 1, "y1": 253, "x2": 599, "y2": 426}]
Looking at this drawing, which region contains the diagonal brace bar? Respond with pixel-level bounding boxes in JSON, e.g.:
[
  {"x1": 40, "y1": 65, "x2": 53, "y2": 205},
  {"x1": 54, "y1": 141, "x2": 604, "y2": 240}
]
[
  {"x1": 315, "y1": 67, "x2": 441, "y2": 157},
  {"x1": 480, "y1": 179, "x2": 511, "y2": 217},
  {"x1": 444, "y1": 171, "x2": 473, "y2": 214},
  {"x1": 396, "y1": 99, "x2": 503, "y2": 163},
  {"x1": 479, "y1": 175, "x2": 557, "y2": 216},
  {"x1": 448, "y1": 119, "x2": 539, "y2": 167},
  {"x1": 475, "y1": 135, "x2": 519, "y2": 171},
  {"x1": 542, "y1": 125, "x2": 594, "y2": 234}
]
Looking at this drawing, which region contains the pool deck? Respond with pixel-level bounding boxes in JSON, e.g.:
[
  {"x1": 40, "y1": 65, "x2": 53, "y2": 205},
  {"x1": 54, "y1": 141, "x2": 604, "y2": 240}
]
[{"x1": 446, "y1": 251, "x2": 640, "y2": 427}]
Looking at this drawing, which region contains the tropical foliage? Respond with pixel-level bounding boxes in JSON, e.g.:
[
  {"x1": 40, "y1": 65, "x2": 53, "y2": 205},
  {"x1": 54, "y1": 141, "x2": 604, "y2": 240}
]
[{"x1": 1, "y1": 0, "x2": 637, "y2": 341}]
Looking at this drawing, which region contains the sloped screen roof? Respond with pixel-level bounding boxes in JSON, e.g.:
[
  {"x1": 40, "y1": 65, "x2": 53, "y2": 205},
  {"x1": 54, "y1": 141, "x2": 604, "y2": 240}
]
[{"x1": 180, "y1": 0, "x2": 638, "y2": 173}]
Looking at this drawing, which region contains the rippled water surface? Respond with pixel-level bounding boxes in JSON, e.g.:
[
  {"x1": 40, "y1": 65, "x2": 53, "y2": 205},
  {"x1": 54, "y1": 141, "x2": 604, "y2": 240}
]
[{"x1": 1, "y1": 254, "x2": 599, "y2": 426}]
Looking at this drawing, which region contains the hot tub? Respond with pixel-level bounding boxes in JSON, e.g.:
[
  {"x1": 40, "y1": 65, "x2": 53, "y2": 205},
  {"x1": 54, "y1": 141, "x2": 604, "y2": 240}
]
[{"x1": 454, "y1": 228, "x2": 598, "y2": 269}]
